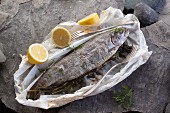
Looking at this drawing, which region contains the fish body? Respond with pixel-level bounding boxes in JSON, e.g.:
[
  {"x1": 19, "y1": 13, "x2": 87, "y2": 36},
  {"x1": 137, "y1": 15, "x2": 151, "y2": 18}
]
[{"x1": 30, "y1": 28, "x2": 129, "y2": 91}]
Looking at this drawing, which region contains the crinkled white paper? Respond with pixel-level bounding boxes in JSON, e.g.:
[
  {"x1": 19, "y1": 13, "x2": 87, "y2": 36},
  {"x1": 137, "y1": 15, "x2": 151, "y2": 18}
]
[{"x1": 14, "y1": 7, "x2": 152, "y2": 109}]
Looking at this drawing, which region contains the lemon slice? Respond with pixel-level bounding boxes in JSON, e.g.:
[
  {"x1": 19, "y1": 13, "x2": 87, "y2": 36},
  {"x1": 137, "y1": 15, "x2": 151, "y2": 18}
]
[
  {"x1": 27, "y1": 43, "x2": 48, "y2": 64},
  {"x1": 78, "y1": 13, "x2": 100, "y2": 26},
  {"x1": 52, "y1": 27, "x2": 72, "y2": 48}
]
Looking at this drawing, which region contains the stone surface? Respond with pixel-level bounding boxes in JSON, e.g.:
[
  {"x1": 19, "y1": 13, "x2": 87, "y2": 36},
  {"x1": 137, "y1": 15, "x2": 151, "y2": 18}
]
[
  {"x1": 142, "y1": 21, "x2": 170, "y2": 52},
  {"x1": 0, "y1": 11, "x2": 11, "y2": 31},
  {"x1": 165, "y1": 103, "x2": 170, "y2": 113},
  {"x1": 134, "y1": 2, "x2": 159, "y2": 27},
  {"x1": 0, "y1": 100, "x2": 16, "y2": 113},
  {"x1": 0, "y1": 0, "x2": 124, "y2": 113},
  {"x1": 135, "y1": 21, "x2": 170, "y2": 113},
  {"x1": 125, "y1": 0, "x2": 165, "y2": 12},
  {"x1": 0, "y1": 50, "x2": 6, "y2": 62},
  {"x1": 160, "y1": 0, "x2": 170, "y2": 15},
  {"x1": 157, "y1": 2, "x2": 170, "y2": 110},
  {"x1": 159, "y1": 0, "x2": 170, "y2": 27},
  {"x1": 0, "y1": 43, "x2": 6, "y2": 63}
]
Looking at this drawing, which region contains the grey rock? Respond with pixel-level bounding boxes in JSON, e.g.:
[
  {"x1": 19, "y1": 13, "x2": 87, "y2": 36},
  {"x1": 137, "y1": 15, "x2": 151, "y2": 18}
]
[
  {"x1": 0, "y1": 11, "x2": 12, "y2": 31},
  {"x1": 0, "y1": 50, "x2": 6, "y2": 63},
  {"x1": 0, "y1": 43, "x2": 6, "y2": 63},
  {"x1": 0, "y1": 43, "x2": 3, "y2": 51},
  {"x1": 133, "y1": 21, "x2": 170, "y2": 113},
  {"x1": 142, "y1": 20, "x2": 170, "y2": 52},
  {"x1": 159, "y1": 0, "x2": 170, "y2": 26},
  {"x1": 0, "y1": 0, "x2": 124, "y2": 113},
  {"x1": 0, "y1": 0, "x2": 19, "y2": 16},
  {"x1": 159, "y1": 0, "x2": 170, "y2": 15},
  {"x1": 165, "y1": 103, "x2": 170, "y2": 113},
  {"x1": 0, "y1": 0, "x2": 32, "y2": 31},
  {"x1": 125, "y1": 0, "x2": 165, "y2": 12},
  {"x1": 134, "y1": 2, "x2": 159, "y2": 27}
]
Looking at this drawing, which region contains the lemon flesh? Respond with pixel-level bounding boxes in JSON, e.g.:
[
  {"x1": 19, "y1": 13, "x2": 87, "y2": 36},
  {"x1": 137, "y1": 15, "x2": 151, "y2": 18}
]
[
  {"x1": 27, "y1": 43, "x2": 48, "y2": 64},
  {"x1": 78, "y1": 13, "x2": 100, "y2": 26},
  {"x1": 52, "y1": 27, "x2": 72, "y2": 48}
]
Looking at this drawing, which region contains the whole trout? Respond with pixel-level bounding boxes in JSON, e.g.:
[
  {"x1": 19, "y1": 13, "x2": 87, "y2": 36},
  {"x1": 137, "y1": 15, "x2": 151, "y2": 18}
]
[{"x1": 30, "y1": 28, "x2": 129, "y2": 95}]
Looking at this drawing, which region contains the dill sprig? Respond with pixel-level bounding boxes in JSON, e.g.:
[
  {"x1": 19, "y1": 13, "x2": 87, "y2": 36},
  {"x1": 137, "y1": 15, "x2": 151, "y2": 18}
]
[
  {"x1": 81, "y1": 62, "x2": 87, "y2": 70},
  {"x1": 113, "y1": 28, "x2": 124, "y2": 34},
  {"x1": 112, "y1": 85, "x2": 133, "y2": 110},
  {"x1": 48, "y1": 74, "x2": 52, "y2": 78},
  {"x1": 58, "y1": 67, "x2": 64, "y2": 75}
]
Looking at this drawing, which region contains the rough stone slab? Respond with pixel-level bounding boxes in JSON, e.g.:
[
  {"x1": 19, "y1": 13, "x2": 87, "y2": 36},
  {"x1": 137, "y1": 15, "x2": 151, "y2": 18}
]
[
  {"x1": 143, "y1": 21, "x2": 170, "y2": 52},
  {"x1": 0, "y1": 11, "x2": 12, "y2": 31},
  {"x1": 134, "y1": 22, "x2": 170, "y2": 113},
  {"x1": 0, "y1": 43, "x2": 3, "y2": 51},
  {"x1": 0, "y1": 0, "x2": 19, "y2": 17},
  {"x1": 159, "y1": 0, "x2": 170, "y2": 27},
  {"x1": 0, "y1": 43, "x2": 6, "y2": 63},
  {"x1": 160, "y1": 0, "x2": 170, "y2": 15},
  {"x1": 134, "y1": 2, "x2": 159, "y2": 27},
  {"x1": 0, "y1": 0, "x2": 124, "y2": 113},
  {"x1": 125, "y1": 0, "x2": 165, "y2": 12},
  {"x1": 0, "y1": 50, "x2": 6, "y2": 63},
  {"x1": 165, "y1": 103, "x2": 170, "y2": 113},
  {"x1": 17, "y1": 0, "x2": 31, "y2": 4}
]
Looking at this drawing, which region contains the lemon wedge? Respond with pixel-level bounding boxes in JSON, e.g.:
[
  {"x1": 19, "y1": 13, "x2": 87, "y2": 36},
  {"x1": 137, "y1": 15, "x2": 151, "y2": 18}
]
[
  {"x1": 78, "y1": 13, "x2": 100, "y2": 26},
  {"x1": 52, "y1": 27, "x2": 72, "y2": 48},
  {"x1": 27, "y1": 43, "x2": 48, "y2": 64}
]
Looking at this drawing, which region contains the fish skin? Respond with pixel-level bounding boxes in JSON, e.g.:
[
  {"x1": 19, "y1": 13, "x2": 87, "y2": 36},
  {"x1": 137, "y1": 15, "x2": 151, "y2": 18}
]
[{"x1": 31, "y1": 28, "x2": 129, "y2": 90}]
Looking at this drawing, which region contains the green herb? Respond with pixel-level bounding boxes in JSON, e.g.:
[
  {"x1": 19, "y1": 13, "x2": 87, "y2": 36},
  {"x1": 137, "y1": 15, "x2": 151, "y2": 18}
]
[
  {"x1": 58, "y1": 67, "x2": 64, "y2": 75},
  {"x1": 113, "y1": 28, "x2": 124, "y2": 34},
  {"x1": 113, "y1": 51, "x2": 120, "y2": 59},
  {"x1": 81, "y1": 62, "x2": 87, "y2": 70},
  {"x1": 48, "y1": 74, "x2": 52, "y2": 78},
  {"x1": 112, "y1": 85, "x2": 133, "y2": 110}
]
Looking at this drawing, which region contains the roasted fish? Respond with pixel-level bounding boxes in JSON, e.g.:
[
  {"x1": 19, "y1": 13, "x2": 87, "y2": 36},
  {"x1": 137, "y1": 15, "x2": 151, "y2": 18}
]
[{"x1": 29, "y1": 28, "x2": 129, "y2": 98}]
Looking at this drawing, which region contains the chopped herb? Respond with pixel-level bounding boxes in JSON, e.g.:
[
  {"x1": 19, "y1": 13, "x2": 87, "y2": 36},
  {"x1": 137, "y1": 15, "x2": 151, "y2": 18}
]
[
  {"x1": 112, "y1": 85, "x2": 133, "y2": 110},
  {"x1": 81, "y1": 62, "x2": 87, "y2": 70},
  {"x1": 52, "y1": 67, "x2": 56, "y2": 71},
  {"x1": 113, "y1": 51, "x2": 120, "y2": 59},
  {"x1": 58, "y1": 68, "x2": 64, "y2": 75},
  {"x1": 48, "y1": 74, "x2": 52, "y2": 78},
  {"x1": 113, "y1": 28, "x2": 124, "y2": 34}
]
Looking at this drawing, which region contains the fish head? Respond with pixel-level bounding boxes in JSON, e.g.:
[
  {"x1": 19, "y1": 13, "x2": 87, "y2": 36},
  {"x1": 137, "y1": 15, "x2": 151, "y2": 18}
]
[{"x1": 110, "y1": 27, "x2": 129, "y2": 46}]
